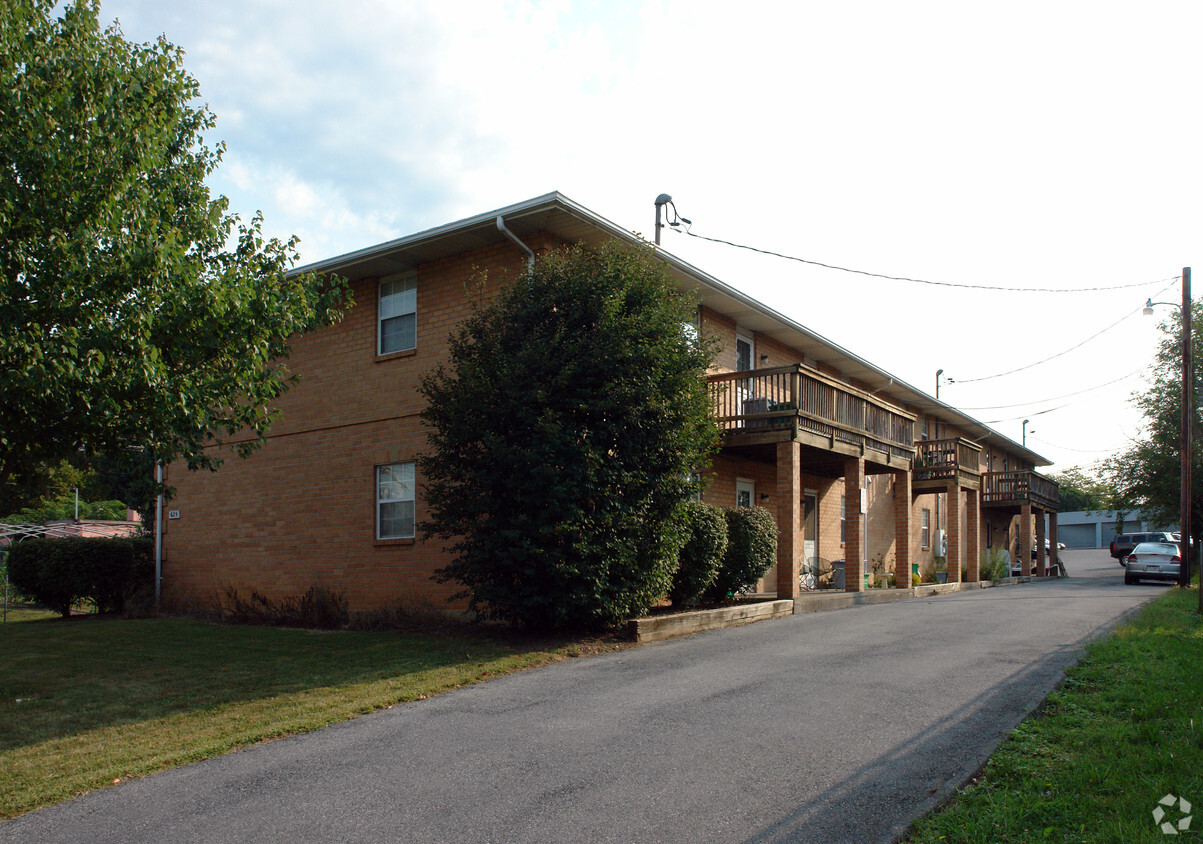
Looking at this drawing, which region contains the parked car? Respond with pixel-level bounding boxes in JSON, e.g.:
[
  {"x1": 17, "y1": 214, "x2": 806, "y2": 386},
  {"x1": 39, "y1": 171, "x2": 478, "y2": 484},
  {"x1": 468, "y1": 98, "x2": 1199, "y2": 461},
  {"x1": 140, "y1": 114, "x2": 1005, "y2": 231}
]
[
  {"x1": 1123, "y1": 541, "x2": 1182, "y2": 585},
  {"x1": 1110, "y1": 532, "x2": 1177, "y2": 566},
  {"x1": 1031, "y1": 539, "x2": 1067, "y2": 559}
]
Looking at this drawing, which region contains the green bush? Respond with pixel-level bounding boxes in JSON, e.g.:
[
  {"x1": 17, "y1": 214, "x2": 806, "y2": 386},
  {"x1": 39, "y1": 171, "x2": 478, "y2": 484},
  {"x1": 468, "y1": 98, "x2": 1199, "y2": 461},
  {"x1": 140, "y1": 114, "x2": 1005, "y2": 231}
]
[
  {"x1": 670, "y1": 501, "x2": 728, "y2": 607},
  {"x1": 706, "y1": 506, "x2": 777, "y2": 601},
  {"x1": 983, "y1": 548, "x2": 1011, "y2": 581},
  {"x1": 421, "y1": 242, "x2": 720, "y2": 630},
  {"x1": 6, "y1": 536, "x2": 153, "y2": 617}
]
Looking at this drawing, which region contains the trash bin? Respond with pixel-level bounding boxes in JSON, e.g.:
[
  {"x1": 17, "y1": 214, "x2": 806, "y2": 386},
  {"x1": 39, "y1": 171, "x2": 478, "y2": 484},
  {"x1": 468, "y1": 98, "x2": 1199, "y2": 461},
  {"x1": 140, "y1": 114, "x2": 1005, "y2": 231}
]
[{"x1": 831, "y1": 559, "x2": 846, "y2": 591}]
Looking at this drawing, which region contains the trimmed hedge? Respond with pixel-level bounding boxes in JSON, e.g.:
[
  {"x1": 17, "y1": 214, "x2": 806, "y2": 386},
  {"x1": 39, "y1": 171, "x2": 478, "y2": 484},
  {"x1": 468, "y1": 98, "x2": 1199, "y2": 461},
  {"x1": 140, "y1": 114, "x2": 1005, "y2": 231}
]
[
  {"x1": 669, "y1": 501, "x2": 728, "y2": 607},
  {"x1": 6, "y1": 536, "x2": 153, "y2": 617},
  {"x1": 706, "y1": 506, "x2": 778, "y2": 601}
]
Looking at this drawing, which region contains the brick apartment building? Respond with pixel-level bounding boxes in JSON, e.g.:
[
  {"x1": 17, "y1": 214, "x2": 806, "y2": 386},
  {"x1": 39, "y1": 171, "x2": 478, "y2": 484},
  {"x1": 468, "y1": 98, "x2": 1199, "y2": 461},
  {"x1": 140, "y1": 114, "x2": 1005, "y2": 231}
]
[{"x1": 160, "y1": 192, "x2": 1059, "y2": 612}]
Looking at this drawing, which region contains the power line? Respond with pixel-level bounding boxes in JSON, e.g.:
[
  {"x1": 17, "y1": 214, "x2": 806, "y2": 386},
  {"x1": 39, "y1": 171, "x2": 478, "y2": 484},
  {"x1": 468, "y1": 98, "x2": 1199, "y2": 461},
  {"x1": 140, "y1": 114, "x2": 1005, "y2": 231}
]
[
  {"x1": 951, "y1": 368, "x2": 1145, "y2": 409},
  {"x1": 983, "y1": 403, "x2": 1071, "y2": 424},
  {"x1": 672, "y1": 225, "x2": 1178, "y2": 294},
  {"x1": 1027, "y1": 434, "x2": 1127, "y2": 455},
  {"x1": 950, "y1": 281, "x2": 1176, "y2": 383}
]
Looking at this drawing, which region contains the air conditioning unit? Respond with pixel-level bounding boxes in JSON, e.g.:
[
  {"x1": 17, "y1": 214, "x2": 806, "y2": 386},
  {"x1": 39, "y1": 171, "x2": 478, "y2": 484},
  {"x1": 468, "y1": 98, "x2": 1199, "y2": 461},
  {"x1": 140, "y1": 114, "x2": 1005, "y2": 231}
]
[{"x1": 934, "y1": 529, "x2": 948, "y2": 557}]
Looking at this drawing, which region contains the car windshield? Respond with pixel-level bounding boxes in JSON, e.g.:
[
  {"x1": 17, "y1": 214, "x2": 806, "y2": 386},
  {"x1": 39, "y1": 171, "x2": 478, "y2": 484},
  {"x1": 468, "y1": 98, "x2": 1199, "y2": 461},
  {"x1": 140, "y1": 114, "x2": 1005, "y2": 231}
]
[{"x1": 1131, "y1": 542, "x2": 1179, "y2": 556}]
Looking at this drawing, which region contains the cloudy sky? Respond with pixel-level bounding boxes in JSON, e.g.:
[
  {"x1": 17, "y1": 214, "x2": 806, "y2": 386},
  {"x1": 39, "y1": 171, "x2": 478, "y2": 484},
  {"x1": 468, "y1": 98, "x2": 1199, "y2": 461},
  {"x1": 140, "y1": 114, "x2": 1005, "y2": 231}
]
[{"x1": 99, "y1": 0, "x2": 1201, "y2": 476}]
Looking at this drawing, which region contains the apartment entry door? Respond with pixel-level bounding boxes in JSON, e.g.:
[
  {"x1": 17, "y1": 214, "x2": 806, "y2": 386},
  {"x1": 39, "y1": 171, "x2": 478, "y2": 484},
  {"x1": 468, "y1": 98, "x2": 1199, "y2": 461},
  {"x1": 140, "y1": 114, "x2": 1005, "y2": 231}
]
[{"x1": 803, "y1": 492, "x2": 818, "y2": 565}]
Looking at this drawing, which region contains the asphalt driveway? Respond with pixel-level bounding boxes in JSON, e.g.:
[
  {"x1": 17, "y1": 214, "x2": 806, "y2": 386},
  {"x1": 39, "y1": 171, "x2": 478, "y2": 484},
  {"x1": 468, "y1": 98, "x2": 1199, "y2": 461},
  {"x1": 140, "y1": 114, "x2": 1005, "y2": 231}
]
[{"x1": 0, "y1": 549, "x2": 1158, "y2": 843}]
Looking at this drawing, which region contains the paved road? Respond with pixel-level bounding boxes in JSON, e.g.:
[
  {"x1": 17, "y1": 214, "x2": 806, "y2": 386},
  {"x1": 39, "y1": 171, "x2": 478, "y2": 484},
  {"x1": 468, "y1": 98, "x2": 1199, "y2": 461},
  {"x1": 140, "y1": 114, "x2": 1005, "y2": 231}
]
[{"x1": 2, "y1": 549, "x2": 1162, "y2": 843}]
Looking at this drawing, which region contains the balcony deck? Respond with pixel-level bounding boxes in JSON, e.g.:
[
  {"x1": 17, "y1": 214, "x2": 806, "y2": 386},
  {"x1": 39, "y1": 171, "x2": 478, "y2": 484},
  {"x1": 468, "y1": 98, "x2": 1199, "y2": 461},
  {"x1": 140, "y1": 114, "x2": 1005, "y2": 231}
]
[
  {"x1": 707, "y1": 364, "x2": 916, "y2": 468},
  {"x1": 982, "y1": 470, "x2": 1060, "y2": 511},
  {"x1": 913, "y1": 437, "x2": 982, "y2": 492}
]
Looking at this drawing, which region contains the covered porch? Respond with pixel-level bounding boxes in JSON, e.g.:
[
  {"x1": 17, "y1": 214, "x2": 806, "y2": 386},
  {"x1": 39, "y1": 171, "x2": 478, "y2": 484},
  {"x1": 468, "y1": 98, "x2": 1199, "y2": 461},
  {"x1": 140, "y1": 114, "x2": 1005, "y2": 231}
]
[
  {"x1": 982, "y1": 470, "x2": 1062, "y2": 575},
  {"x1": 707, "y1": 365, "x2": 916, "y2": 597}
]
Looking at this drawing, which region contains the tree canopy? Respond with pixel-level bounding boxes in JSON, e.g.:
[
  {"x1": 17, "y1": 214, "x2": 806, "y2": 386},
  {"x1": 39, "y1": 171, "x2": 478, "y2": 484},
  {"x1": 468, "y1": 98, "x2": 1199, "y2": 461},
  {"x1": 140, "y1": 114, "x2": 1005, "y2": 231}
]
[
  {"x1": 1107, "y1": 298, "x2": 1203, "y2": 535},
  {"x1": 1049, "y1": 466, "x2": 1119, "y2": 513},
  {"x1": 0, "y1": 0, "x2": 350, "y2": 510},
  {"x1": 419, "y1": 242, "x2": 721, "y2": 630}
]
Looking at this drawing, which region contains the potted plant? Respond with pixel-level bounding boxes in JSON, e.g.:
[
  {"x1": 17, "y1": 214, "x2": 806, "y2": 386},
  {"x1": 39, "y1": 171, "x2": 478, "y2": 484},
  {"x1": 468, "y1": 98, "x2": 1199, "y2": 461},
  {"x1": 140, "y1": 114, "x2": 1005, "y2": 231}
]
[{"x1": 933, "y1": 554, "x2": 948, "y2": 584}]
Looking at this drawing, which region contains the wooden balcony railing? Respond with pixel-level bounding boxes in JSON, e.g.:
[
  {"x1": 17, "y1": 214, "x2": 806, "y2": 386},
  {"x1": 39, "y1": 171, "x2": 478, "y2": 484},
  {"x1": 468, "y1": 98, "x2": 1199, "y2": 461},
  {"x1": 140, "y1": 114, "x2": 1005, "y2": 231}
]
[
  {"x1": 706, "y1": 364, "x2": 916, "y2": 462},
  {"x1": 913, "y1": 437, "x2": 982, "y2": 488},
  {"x1": 982, "y1": 470, "x2": 1060, "y2": 510}
]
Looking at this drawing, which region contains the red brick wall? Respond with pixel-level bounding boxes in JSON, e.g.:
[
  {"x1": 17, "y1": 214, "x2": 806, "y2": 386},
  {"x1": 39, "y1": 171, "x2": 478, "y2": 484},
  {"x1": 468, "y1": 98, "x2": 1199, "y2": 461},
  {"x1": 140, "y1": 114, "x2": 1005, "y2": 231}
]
[{"x1": 162, "y1": 238, "x2": 547, "y2": 612}]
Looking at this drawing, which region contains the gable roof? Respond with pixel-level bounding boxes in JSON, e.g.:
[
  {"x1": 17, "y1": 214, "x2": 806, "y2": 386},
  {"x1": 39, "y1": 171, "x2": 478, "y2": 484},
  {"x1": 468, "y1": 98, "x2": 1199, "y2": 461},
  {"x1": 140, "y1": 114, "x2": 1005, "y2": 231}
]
[{"x1": 296, "y1": 191, "x2": 1051, "y2": 467}]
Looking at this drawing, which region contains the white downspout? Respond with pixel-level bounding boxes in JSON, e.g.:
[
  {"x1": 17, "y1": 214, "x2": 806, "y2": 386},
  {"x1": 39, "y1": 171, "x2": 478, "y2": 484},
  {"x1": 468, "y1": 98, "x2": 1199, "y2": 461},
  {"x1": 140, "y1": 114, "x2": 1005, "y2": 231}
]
[{"x1": 496, "y1": 216, "x2": 535, "y2": 270}]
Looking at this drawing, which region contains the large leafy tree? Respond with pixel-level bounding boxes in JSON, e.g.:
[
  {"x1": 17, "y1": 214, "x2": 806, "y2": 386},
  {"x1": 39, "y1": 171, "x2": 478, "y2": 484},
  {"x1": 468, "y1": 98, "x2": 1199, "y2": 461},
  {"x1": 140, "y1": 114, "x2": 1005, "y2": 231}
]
[
  {"x1": 1049, "y1": 467, "x2": 1119, "y2": 513},
  {"x1": 1107, "y1": 299, "x2": 1203, "y2": 537},
  {"x1": 419, "y1": 242, "x2": 721, "y2": 630},
  {"x1": 0, "y1": 1, "x2": 350, "y2": 512}
]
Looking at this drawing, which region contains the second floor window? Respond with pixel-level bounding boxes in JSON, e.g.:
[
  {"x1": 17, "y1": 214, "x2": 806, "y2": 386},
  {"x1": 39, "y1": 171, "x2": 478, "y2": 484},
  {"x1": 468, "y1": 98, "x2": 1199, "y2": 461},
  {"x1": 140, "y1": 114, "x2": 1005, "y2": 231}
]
[{"x1": 379, "y1": 274, "x2": 417, "y2": 354}]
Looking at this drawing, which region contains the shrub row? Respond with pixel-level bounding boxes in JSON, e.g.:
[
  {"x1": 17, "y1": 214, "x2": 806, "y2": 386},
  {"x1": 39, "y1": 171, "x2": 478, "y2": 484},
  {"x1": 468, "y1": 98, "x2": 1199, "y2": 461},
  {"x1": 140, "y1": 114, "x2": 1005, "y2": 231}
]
[
  {"x1": 6, "y1": 536, "x2": 153, "y2": 617},
  {"x1": 670, "y1": 502, "x2": 777, "y2": 607}
]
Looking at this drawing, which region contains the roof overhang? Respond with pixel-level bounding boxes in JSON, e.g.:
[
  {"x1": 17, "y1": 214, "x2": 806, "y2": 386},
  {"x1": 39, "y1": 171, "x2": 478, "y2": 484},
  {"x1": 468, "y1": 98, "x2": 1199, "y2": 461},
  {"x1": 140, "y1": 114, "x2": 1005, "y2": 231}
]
[{"x1": 294, "y1": 192, "x2": 1051, "y2": 467}]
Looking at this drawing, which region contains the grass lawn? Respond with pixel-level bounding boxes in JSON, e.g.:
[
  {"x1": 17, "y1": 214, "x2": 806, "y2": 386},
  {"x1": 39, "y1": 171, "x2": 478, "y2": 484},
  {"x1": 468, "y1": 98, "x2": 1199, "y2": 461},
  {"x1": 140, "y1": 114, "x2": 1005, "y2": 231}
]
[
  {"x1": 1, "y1": 605, "x2": 58, "y2": 624},
  {"x1": 907, "y1": 584, "x2": 1203, "y2": 843},
  {"x1": 0, "y1": 613, "x2": 601, "y2": 820}
]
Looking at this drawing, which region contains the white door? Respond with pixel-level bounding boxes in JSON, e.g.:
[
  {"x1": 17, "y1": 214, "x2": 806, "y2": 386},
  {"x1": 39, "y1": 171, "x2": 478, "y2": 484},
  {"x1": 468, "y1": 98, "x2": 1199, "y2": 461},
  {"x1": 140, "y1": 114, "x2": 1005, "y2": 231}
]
[
  {"x1": 803, "y1": 491, "x2": 818, "y2": 566},
  {"x1": 736, "y1": 479, "x2": 755, "y2": 509}
]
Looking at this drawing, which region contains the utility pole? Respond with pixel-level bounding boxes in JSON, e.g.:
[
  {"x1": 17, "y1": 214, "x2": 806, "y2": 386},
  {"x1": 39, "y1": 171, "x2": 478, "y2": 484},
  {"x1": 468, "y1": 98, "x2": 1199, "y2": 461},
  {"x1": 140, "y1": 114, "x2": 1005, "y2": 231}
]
[{"x1": 1182, "y1": 267, "x2": 1194, "y2": 593}]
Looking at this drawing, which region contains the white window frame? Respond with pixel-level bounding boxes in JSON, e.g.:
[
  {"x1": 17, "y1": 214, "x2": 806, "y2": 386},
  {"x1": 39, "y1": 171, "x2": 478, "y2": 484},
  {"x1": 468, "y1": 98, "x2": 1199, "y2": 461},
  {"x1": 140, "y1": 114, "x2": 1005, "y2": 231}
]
[
  {"x1": 378, "y1": 272, "x2": 417, "y2": 355},
  {"x1": 921, "y1": 508, "x2": 931, "y2": 549},
  {"x1": 376, "y1": 462, "x2": 416, "y2": 539}
]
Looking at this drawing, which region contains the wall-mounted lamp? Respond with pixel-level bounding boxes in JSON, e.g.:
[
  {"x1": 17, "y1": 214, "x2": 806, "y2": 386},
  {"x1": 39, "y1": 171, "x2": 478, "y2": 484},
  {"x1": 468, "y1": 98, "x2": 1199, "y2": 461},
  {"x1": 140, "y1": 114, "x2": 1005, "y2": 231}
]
[
  {"x1": 759, "y1": 493, "x2": 771, "y2": 501},
  {"x1": 760, "y1": 354, "x2": 769, "y2": 364}
]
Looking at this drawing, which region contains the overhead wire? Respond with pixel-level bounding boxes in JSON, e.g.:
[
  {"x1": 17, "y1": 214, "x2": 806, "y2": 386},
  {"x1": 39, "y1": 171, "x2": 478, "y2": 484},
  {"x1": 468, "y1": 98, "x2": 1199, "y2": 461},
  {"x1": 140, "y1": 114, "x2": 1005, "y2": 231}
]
[
  {"x1": 949, "y1": 279, "x2": 1178, "y2": 383},
  {"x1": 982, "y1": 403, "x2": 1072, "y2": 425},
  {"x1": 670, "y1": 223, "x2": 1178, "y2": 294},
  {"x1": 1027, "y1": 435, "x2": 1128, "y2": 455},
  {"x1": 950, "y1": 368, "x2": 1146, "y2": 410}
]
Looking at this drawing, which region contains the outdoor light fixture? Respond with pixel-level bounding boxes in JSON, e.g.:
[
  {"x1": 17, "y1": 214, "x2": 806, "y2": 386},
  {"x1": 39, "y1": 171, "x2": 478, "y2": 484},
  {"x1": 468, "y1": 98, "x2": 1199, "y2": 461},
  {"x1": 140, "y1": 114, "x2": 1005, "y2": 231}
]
[
  {"x1": 653, "y1": 194, "x2": 690, "y2": 246},
  {"x1": 936, "y1": 368, "x2": 944, "y2": 399},
  {"x1": 1022, "y1": 419, "x2": 1030, "y2": 447}
]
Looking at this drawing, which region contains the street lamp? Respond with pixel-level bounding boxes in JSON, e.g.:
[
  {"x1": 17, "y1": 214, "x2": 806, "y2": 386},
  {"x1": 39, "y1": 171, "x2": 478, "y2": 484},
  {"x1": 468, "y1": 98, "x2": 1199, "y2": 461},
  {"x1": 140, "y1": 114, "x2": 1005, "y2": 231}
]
[
  {"x1": 936, "y1": 369, "x2": 944, "y2": 400},
  {"x1": 1022, "y1": 419, "x2": 1030, "y2": 447},
  {"x1": 1143, "y1": 267, "x2": 1194, "y2": 596}
]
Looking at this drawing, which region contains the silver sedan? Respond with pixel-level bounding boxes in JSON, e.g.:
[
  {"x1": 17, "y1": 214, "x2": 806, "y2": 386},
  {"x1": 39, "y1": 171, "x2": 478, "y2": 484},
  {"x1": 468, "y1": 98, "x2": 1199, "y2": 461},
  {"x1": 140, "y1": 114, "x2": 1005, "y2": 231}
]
[{"x1": 1123, "y1": 541, "x2": 1182, "y2": 585}]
